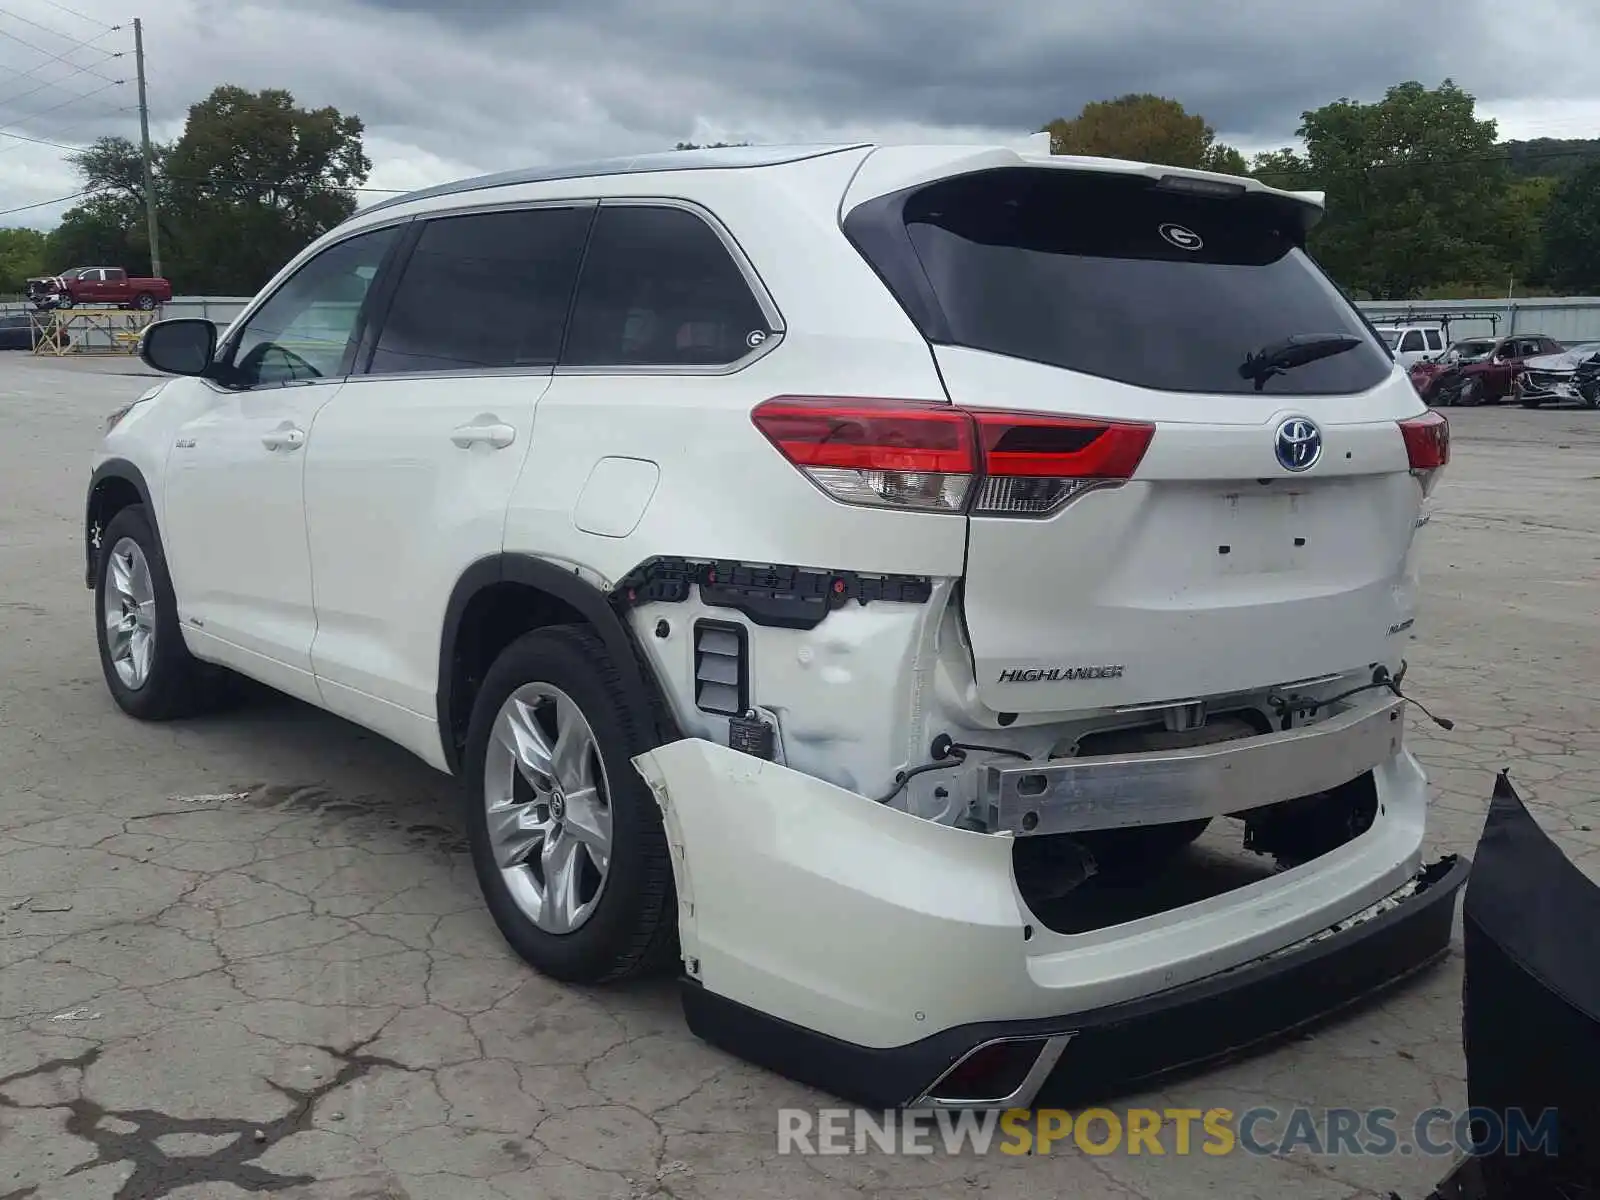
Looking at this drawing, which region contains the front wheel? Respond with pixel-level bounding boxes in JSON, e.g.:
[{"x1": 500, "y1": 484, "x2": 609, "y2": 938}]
[
  {"x1": 94, "y1": 505, "x2": 217, "y2": 720},
  {"x1": 1457, "y1": 377, "x2": 1484, "y2": 407},
  {"x1": 463, "y1": 625, "x2": 677, "y2": 984}
]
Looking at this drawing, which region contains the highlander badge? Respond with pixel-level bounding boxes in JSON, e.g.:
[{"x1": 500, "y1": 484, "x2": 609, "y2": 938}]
[{"x1": 999, "y1": 665, "x2": 1125, "y2": 683}]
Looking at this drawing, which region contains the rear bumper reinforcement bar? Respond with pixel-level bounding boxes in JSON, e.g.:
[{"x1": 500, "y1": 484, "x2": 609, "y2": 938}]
[{"x1": 982, "y1": 691, "x2": 1406, "y2": 838}]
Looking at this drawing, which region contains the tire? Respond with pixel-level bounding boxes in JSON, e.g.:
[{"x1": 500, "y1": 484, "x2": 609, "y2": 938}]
[
  {"x1": 94, "y1": 504, "x2": 216, "y2": 720},
  {"x1": 1457, "y1": 377, "x2": 1483, "y2": 407},
  {"x1": 133, "y1": 293, "x2": 157, "y2": 311},
  {"x1": 463, "y1": 624, "x2": 677, "y2": 984}
]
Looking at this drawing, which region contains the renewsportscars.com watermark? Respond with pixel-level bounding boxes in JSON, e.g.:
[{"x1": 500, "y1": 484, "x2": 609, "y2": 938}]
[{"x1": 777, "y1": 1106, "x2": 1561, "y2": 1158}]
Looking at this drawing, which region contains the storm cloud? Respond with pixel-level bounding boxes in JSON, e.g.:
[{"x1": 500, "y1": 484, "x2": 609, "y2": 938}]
[{"x1": 2, "y1": 0, "x2": 1597, "y2": 223}]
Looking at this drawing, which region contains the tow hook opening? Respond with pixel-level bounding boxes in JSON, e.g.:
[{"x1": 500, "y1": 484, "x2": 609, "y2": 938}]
[{"x1": 915, "y1": 1035, "x2": 1073, "y2": 1109}]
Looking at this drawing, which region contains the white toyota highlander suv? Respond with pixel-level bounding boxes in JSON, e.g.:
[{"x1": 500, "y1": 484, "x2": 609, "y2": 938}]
[{"x1": 88, "y1": 142, "x2": 1465, "y2": 1110}]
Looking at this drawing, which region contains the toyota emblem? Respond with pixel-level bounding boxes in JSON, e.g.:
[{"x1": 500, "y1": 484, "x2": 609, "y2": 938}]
[{"x1": 1274, "y1": 416, "x2": 1323, "y2": 472}]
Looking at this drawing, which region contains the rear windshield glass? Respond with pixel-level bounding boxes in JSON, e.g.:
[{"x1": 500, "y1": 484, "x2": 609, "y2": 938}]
[{"x1": 869, "y1": 168, "x2": 1392, "y2": 396}]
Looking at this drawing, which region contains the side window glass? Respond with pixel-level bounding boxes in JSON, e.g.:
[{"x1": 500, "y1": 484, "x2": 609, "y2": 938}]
[
  {"x1": 562, "y1": 205, "x2": 771, "y2": 368},
  {"x1": 368, "y1": 206, "x2": 591, "y2": 375},
  {"x1": 1399, "y1": 331, "x2": 1424, "y2": 352},
  {"x1": 226, "y1": 226, "x2": 398, "y2": 388},
  {"x1": 1424, "y1": 330, "x2": 1442, "y2": 350}
]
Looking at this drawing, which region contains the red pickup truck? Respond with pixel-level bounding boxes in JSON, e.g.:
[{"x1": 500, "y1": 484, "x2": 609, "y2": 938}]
[{"x1": 26, "y1": 266, "x2": 173, "y2": 312}]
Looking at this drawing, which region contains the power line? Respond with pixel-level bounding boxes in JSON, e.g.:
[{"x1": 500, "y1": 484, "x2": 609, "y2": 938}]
[
  {"x1": 0, "y1": 126, "x2": 82, "y2": 150},
  {"x1": 0, "y1": 76, "x2": 127, "y2": 132},
  {"x1": 0, "y1": 186, "x2": 99, "y2": 217},
  {"x1": 0, "y1": 105, "x2": 136, "y2": 156},
  {"x1": 0, "y1": 23, "x2": 124, "y2": 85},
  {"x1": 0, "y1": 5, "x2": 121, "y2": 49},
  {"x1": 0, "y1": 45, "x2": 126, "y2": 111},
  {"x1": 35, "y1": 0, "x2": 119, "y2": 32}
]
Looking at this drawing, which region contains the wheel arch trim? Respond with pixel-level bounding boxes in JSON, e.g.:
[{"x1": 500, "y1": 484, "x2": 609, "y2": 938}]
[
  {"x1": 86, "y1": 458, "x2": 159, "y2": 588},
  {"x1": 436, "y1": 553, "x2": 671, "y2": 776}
]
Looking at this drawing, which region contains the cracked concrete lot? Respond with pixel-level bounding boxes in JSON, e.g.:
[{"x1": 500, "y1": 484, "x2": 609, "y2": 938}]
[{"x1": 2, "y1": 354, "x2": 1598, "y2": 1200}]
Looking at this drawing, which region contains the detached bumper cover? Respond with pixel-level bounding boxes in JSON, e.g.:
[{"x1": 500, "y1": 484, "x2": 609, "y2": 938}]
[
  {"x1": 681, "y1": 853, "x2": 1466, "y2": 1108},
  {"x1": 635, "y1": 735, "x2": 1466, "y2": 1109}
]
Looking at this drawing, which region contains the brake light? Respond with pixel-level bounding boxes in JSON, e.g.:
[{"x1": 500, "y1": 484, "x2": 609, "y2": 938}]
[
  {"x1": 750, "y1": 396, "x2": 977, "y2": 512},
  {"x1": 1399, "y1": 410, "x2": 1449, "y2": 470},
  {"x1": 751, "y1": 397, "x2": 1153, "y2": 516}
]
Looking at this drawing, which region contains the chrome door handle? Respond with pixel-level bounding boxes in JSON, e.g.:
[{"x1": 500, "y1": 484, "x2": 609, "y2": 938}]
[
  {"x1": 261, "y1": 426, "x2": 305, "y2": 452},
  {"x1": 451, "y1": 422, "x2": 516, "y2": 450}
]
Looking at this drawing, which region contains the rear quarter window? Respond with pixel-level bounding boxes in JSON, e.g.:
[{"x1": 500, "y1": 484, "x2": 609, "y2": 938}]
[{"x1": 846, "y1": 167, "x2": 1393, "y2": 397}]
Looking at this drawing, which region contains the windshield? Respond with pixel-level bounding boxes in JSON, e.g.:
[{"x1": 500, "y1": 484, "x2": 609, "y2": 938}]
[
  {"x1": 848, "y1": 167, "x2": 1392, "y2": 396},
  {"x1": 1452, "y1": 340, "x2": 1496, "y2": 360},
  {"x1": 1379, "y1": 330, "x2": 1401, "y2": 348}
]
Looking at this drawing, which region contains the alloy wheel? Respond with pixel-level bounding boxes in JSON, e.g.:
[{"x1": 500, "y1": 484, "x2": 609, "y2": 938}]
[
  {"x1": 103, "y1": 536, "x2": 157, "y2": 690},
  {"x1": 483, "y1": 682, "x2": 613, "y2": 934}
]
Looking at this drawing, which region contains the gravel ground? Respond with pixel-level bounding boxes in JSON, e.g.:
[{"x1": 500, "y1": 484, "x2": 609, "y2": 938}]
[{"x1": 2, "y1": 354, "x2": 1597, "y2": 1200}]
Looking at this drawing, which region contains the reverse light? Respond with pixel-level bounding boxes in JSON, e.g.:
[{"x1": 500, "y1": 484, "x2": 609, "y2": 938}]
[{"x1": 751, "y1": 397, "x2": 1153, "y2": 517}]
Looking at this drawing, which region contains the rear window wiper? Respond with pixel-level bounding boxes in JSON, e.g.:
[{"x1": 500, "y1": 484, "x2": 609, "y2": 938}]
[{"x1": 1239, "y1": 334, "x2": 1362, "y2": 391}]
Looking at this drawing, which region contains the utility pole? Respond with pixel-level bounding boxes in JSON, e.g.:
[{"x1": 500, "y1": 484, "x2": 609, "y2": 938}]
[{"x1": 133, "y1": 18, "x2": 161, "y2": 278}]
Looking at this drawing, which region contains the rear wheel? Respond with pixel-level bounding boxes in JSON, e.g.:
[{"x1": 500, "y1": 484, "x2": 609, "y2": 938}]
[
  {"x1": 1457, "y1": 377, "x2": 1484, "y2": 407},
  {"x1": 463, "y1": 625, "x2": 676, "y2": 984},
  {"x1": 133, "y1": 293, "x2": 157, "y2": 311}
]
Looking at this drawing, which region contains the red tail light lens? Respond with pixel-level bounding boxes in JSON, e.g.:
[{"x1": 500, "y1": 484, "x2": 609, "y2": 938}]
[
  {"x1": 751, "y1": 396, "x2": 977, "y2": 512},
  {"x1": 752, "y1": 397, "x2": 1152, "y2": 516},
  {"x1": 969, "y1": 411, "x2": 1154, "y2": 516},
  {"x1": 1399, "y1": 410, "x2": 1450, "y2": 470}
]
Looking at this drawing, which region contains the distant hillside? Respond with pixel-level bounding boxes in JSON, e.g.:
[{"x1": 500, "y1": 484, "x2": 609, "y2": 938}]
[{"x1": 1502, "y1": 137, "x2": 1600, "y2": 178}]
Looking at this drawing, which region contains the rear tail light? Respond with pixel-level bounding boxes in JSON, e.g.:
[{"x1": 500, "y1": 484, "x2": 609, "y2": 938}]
[
  {"x1": 751, "y1": 396, "x2": 1152, "y2": 517},
  {"x1": 1399, "y1": 410, "x2": 1449, "y2": 470},
  {"x1": 749, "y1": 397, "x2": 975, "y2": 513},
  {"x1": 969, "y1": 410, "x2": 1154, "y2": 516}
]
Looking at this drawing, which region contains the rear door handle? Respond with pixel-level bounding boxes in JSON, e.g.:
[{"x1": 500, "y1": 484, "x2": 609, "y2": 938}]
[
  {"x1": 451, "y1": 421, "x2": 516, "y2": 450},
  {"x1": 261, "y1": 426, "x2": 305, "y2": 452}
]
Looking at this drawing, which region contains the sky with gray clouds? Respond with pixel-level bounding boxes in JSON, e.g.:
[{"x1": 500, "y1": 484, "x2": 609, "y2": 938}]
[{"x1": 2, "y1": 0, "x2": 1599, "y2": 229}]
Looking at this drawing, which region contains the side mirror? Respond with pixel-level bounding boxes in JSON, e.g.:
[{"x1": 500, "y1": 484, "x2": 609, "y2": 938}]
[{"x1": 139, "y1": 318, "x2": 217, "y2": 376}]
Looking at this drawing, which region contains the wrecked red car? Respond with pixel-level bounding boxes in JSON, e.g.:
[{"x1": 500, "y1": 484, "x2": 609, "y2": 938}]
[{"x1": 1408, "y1": 335, "x2": 1565, "y2": 407}]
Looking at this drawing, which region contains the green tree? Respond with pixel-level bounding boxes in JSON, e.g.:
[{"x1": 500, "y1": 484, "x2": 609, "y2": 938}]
[
  {"x1": 1540, "y1": 159, "x2": 1600, "y2": 292},
  {"x1": 60, "y1": 85, "x2": 370, "y2": 294},
  {"x1": 161, "y1": 86, "x2": 370, "y2": 294},
  {"x1": 1042, "y1": 94, "x2": 1247, "y2": 174},
  {"x1": 1290, "y1": 80, "x2": 1512, "y2": 298},
  {"x1": 42, "y1": 197, "x2": 144, "y2": 274},
  {"x1": 0, "y1": 226, "x2": 49, "y2": 293}
]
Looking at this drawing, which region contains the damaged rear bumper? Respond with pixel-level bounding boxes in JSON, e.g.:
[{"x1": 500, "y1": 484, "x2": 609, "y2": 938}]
[
  {"x1": 680, "y1": 855, "x2": 1465, "y2": 1109},
  {"x1": 633, "y1": 737, "x2": 1468, "y2": 1110}
]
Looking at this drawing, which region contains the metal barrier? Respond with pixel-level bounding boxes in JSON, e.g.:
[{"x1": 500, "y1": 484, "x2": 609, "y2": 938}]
[{"x1": 29, "y1": 307, "x2": 157, "y2": 357}]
